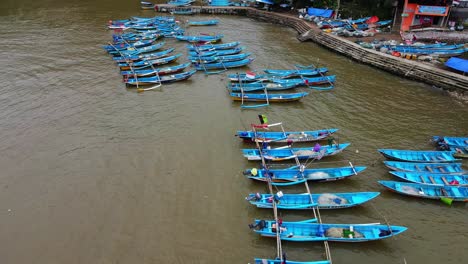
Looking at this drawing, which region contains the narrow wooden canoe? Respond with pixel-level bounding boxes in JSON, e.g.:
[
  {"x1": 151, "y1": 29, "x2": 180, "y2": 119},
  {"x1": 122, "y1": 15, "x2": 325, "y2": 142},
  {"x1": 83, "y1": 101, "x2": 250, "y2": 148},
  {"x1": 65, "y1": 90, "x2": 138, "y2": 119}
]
[
  {"x1": 175, "y1": 34, "x2": 223, "y2": 43},
  {"x1": 187, "y1": 19, "x2": 219, "y2": 26},
  {"x1": 247, "y1": 192, "x2": 380, "y2": 209},
  {"x1": 250, "y1": 219, "x2": 407, "y2": 242},
  {"x1": 253, "y1": 258, "x2": 330, "y2": 264},
  {"x1": 242, "y1": 143, "x2": 351, "y2": 161},
  {"x1": 188, "y1": 52, "x2": 251, "y2": 63},
  {"x1": 228, "y1": 81, "x2": 299, "y2": 92},
  {"x1": 118, "y1": 54, "x2": 182, "y2": 70},
  {"x1": 236, "y1": 129, "x2": 338, "y2": 143},
  {"x1": 433, "y1": 136, "x2": 468, "y2": 147},
  {"x1": 188, "y1": 47, "x2": 244, "y2": 56},
  {"x1": 263, "y1": 68, "x2": 329, "y2": 77},
  {"x1": 124, "y1": 70, "x2": 196, "y2": 85},
  {"x1": 230, "y1": 92, "x2": 308, "y2": 103},
  {"x1": 378, "y1": 149, "x2": 459, "y2": 163},
  {"x1": 187, "y1": 41, "x2": 240, "y2": 51},
  {"x1": 120, "y1": 62, "x2": 191, "y2": 77},
  {"x1": 194, "y1": 58, "x2": 254, "y2": 70},
  {"x1": 378, "y1": 180, "x2": 468, "y2": 201},
  {"x1": 227, "y1": 68, "x2": 329, "y2": 82},
  {"x1": 112, "y1": 48, "x2": 175, "y2": 63},
  {"x1": 245, "y1": 165, "x2": 366, "y2": 184},
  {"x1": 389, "y1": 171, "x2": 468, "y2": 186},
  {"x1": 383, "y1": 161, "x2": 466, "y2": 174}
]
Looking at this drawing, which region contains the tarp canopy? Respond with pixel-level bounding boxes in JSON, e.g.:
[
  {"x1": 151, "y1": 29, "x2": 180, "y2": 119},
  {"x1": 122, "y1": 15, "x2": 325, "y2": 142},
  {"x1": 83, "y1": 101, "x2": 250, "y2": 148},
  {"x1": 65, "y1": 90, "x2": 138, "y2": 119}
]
[
  {"x1": 445, "y1": 57, "x2": 468, "y2": 73},
  {"x1": 307, "y1": 7, "x2": 333, "y2": 18},
  {"x1": 256, "y1": 0, "x2": 274, "y2": 4}
]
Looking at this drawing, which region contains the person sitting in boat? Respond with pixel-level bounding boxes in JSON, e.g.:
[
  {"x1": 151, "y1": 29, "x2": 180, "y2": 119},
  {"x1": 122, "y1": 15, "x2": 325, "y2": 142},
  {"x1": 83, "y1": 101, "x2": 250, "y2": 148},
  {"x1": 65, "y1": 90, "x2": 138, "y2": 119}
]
[{"x1": 327, "y1": 136, "x2": 338, "y2": 147}]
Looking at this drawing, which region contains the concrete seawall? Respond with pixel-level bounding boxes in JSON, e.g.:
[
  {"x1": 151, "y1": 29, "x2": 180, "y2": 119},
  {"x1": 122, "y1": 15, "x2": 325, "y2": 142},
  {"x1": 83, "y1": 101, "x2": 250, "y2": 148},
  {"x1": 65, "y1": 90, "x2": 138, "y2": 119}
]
[{"x1": 155, "y1": 5, "x2": 468, "y2": 95}]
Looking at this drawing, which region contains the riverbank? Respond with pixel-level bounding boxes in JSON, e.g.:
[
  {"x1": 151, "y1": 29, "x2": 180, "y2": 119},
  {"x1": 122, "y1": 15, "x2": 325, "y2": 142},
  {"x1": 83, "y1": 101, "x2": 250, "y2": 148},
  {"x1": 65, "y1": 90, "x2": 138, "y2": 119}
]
[{"x1": 155, "y1": 5, "x2": 468, "y2": 97}]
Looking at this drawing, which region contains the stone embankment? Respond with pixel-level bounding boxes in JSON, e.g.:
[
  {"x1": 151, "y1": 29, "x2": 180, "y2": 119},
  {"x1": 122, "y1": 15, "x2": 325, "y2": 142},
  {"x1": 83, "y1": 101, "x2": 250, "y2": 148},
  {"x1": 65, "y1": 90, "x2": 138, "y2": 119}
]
[{"x1": 155, "y1": 5, "x2": 468, "y2": 95}]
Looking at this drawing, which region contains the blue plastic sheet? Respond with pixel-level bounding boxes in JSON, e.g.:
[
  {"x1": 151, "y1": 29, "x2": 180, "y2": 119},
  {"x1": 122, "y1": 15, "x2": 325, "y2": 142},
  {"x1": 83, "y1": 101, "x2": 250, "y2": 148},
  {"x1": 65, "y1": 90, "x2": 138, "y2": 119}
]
[
  {"x1": 445, "y1": 57, "x2": 468, "y2": 73},
  {"x1": 307, "y1": 7, "x2": 333, "y2": 18}
]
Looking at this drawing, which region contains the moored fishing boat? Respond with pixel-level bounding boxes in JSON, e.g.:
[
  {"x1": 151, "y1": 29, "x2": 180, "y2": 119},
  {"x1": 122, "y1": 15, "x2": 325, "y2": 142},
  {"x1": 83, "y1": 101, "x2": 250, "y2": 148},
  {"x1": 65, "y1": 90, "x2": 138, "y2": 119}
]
[
  {"x1": 246, "y1": 192, "x2": 380, "y2": 209},
  {"x1": 120, "y1": 62, "x2": 191, "y2": 77},
  {"x1": 253, "y1": 258, "x2": 330, "y2": 264},
  {"x1": 187, "y1": 19, "x2": 219, "y2": 26},
  {"x1": 378, "y1": 180, "x2": 468, "y2": 202},
  {"x1": 193, "y1": 57, "x2": 254, "y2": 70},
  {"x1": 389, "y1": 171, "x2": 468, "y2": 186},
  {"x1": 230, "y1": 92, "x2": 308, "y2": 103},
  {"x1": 176, "y1": 34, "x2": 223, "y2": 43},
  {"x1": 383, "y1": 161, "x2": 466, "y2": 174},
  {"x1": 242, "y1": 143, "x2": 351, "y2": 161},
  {"x1": 124, "y1": 69, "x2": 196, "y2": 85},
  {"x1": 228, "y1": 82, "x2": 299, "y2": 92},
  {"x1": 187, "y1": 41, "x2": 240, "y2": 51},
  {"x1": 244, "y1": 165, "x2": 366, "y2": 184},
  {"x1": 112, "y1": 48, "x2": 175, "y2": 63},
  {"x1": 236, "y1": 128, "x2": 338, "y2": 143},
  {"x1": 188, "y1": 53, "x2": 251, "y2": 63},
  {"x1": 118, "y1": 54, "x2": 182, "y2": 70},
  {"x1": 263, "y1": 67, "x2": 329, "y2": 77},
  {"x1": 188, "y1": 47, "x2": 244, "y2": 56},
  {"x1": 249, "y1": 219, "x2": 407, "y2": 242},
  {"x1": 378, "y1": 149, "x2": 459, "y2": 163},
  {"x1": 110, "y1": 42, "x2": 166, "y2": 56}
]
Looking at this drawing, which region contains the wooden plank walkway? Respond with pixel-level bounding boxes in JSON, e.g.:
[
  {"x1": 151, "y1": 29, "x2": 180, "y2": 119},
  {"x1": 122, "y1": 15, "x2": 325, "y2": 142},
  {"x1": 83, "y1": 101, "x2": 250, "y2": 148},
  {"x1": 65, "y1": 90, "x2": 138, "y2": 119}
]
[{"x1": 155, "y1": 5, "x2": 468, "y2": 94}]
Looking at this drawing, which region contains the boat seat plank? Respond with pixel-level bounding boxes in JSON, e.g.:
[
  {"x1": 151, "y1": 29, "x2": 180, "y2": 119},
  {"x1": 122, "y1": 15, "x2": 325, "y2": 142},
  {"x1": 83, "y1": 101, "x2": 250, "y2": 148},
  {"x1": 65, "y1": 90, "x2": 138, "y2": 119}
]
[
  {"x1": 441, "y1": 176, "x2": 450, "y2": 185},
  {"x1": 429, "y1": 176, "x2": 437, "y2": 184}
]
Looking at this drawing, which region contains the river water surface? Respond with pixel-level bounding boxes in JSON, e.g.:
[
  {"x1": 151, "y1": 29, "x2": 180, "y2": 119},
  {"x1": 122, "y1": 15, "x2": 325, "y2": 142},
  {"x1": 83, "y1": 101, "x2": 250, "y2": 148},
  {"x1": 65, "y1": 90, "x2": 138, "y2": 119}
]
[{"x1": 0, "y1": 1, "x2": 467, "y2": 264}]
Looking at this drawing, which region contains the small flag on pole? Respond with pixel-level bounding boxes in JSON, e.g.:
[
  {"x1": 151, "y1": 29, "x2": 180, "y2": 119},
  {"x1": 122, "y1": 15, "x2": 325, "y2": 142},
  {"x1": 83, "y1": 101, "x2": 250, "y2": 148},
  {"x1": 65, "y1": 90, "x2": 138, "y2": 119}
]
[{"x1": 246, "y1": 70, "x2": 256, "y2": 79}]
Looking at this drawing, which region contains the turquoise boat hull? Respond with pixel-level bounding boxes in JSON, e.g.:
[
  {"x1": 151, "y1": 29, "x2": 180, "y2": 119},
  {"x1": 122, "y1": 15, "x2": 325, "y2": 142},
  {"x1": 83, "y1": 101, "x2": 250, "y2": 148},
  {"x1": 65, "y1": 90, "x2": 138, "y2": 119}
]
[
  {"x1": 389, "y1": 171, "x2": 468, "y2": 186},
  {"x1": 378, "y1": 180, "x2": 468, "y2": 201},
  {"x1": 247, "y1": 192, "x2": 380, "y2": 209},
  {"x1": 251, "y1": 219, "x2": 407, "y2": 242},
  {"x1": 245, "y1": 165, "x2": 366, "y2": 184},
  {"x1": 378, "y1": 149, "x2": 459, "y2": 163},
  {"x1": 383, "y1": 161, "x2": 466, "y2": 174},
  {"x1": 236, "y1": 129, "x2": 338, "y2": 143},
  {"x1": 242, "y1": 143, "x2": 350, "y2": 161}
]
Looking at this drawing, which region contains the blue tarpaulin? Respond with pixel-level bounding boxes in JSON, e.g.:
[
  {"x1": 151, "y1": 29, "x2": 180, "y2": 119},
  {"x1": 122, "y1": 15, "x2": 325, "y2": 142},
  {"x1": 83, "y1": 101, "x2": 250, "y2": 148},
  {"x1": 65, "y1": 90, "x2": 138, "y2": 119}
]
[
  {"x1": 256, "y1": 0, "x2": 274, "y2": 4},
  {"x1": 445, "y1": 57, "x2": 468, "y2": 73},
  {"x1": 307, "y1": 7, "x2": 333, "y2": 18}
]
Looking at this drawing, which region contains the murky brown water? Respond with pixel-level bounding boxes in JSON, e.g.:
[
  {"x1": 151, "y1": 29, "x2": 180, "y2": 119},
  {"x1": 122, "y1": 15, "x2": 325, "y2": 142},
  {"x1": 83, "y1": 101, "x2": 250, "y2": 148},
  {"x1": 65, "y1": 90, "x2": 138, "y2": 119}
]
[{"x1": 0, "y1": 1, "x2": 467, "y2": 264}]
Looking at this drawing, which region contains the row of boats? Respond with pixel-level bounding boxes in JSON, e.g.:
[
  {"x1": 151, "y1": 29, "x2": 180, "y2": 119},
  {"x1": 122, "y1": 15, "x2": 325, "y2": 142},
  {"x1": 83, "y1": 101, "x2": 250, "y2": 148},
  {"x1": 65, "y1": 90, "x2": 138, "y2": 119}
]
[
  {"x1": 240, "y1": 118, "x2": 407, "y2": 263},
  {"x1": 225, "y1": 65, "x2": 336, "y2": 108},
  {"x1": 376, "y1": 136, "x2": 468, "y2": 204}
]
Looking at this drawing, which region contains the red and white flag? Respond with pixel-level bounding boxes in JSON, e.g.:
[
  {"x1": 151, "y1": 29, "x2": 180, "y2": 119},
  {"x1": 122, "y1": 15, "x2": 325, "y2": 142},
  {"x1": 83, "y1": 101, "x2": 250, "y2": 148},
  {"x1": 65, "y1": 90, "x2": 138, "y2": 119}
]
[
  {"x1": 246, "y1": 70, "x2": 256, "y2": 79},
  {"x1": 452, "y1": 0, "x2": 460, "y2": 6}
]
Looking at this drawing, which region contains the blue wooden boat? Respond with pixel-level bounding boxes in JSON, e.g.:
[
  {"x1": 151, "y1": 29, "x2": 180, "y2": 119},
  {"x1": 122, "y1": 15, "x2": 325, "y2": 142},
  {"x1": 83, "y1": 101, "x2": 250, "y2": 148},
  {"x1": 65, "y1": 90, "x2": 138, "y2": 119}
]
[
  {"x1": 188, "y1": 53, "x2": 251, "y2": 63},
  {"x1": 120, "y1": 62, "x2": 191, "y2": 77},
  {"x1": 250, "y1": 219, "x2": 407, "y2": 242},
  {"x1": 391, "y1": 48, "x2": 467, "y2": 57},
  {"x1": 113, "y1": 33, "x2": 162, "y2": 43},
  {"x1": 263, "y1": 68, "x2": 329, "y2": 77},
  {"x1": 228, "y1": 82, "x2": 299, "y2": 92},
  {"x1": 167, "y1": 0, "x2": 194, "y2": 6},
  {"x1": 253, "y1": 259, "x2": 330, "y2": 264},
  {"x1": 175, "y1": 34, "x2": 223, "y2": 43},
  {"x1": 236, "y1": 129, "x2": 338, "y2": 143},
  {"x1": 112, "y1": 42, "x2": 166, "y2": 56},
  {"x1": 383, "y1": 161, "x2": 466, "y2": 174},
  {"x1": 125, "y1": 69, "x2": 196, "y2": 85},
  {"x1": 187, "y1": 41, "x2": 240, "y2": 51},
  {"x1": 104, "y1": 40, "x2": 154, "y2": 51},
  {"x1": 118, "y1": 54, "x2": 182, "y2": 70},
  {"x1": 187, "y1": 19, "x2": 219, "y2": 26},
  {"x1": 378, "y1": 180, "x2": 468, "y2": 202},
  {"x1": 273, "y1": 75, "x2": 336, "y2": 86},
  {"x1": 432, "y1": 136, "x2": 468, "y2": 147},
  {"x1": 171, "y1": 9, "x2": 194, "y2": 15},
  {"x1": 193, "y1": 58, "x2": 254, "y2": 70},
  {"x1": 141, "y1": 1, "x2": 155, "y2": 9},
  {"x1": 378, "y1": 149, "x2": 459, "y2": 163},
  {"x1": 242, "y1": 143, "x2": 350, "y2": 161},
  {"x1": 245, "y1": 165, "x2": 366, "y2": 184},
  {"x1": 247, "y1": 192, "x2": 380, "y2": 209},
  {"x1": 230, "y1": 92, "x2": 308, "y2": 103},
  {"x1": 391, "y1": 44, "x2": 465, "y2": 52},
  {"x1": 389, "y1": 171, "x2": 468, "y2": 186},
  {"x1": 188, "y1": 47, "x2": 244, "y2": 56},
  {"x1": 113, "y1": 48, "x2": 175, "y2": 63}
]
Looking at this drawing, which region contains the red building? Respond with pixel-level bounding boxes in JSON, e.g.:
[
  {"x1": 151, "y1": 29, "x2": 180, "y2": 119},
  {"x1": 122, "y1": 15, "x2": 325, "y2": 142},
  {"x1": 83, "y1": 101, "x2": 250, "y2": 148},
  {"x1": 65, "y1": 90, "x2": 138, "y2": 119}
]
[{"x1": 401, "y1": 0, "x2": 451, "y2": 31}]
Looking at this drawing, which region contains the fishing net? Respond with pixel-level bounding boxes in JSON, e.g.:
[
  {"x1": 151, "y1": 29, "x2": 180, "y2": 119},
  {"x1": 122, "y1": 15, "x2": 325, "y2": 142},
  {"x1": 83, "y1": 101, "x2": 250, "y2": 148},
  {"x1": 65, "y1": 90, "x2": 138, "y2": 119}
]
[
  {"x1": 317, "y1": 193, "x2": 349, "y2": 205},
  {"x1": 306, "y1": 172, "x2": 330, "y2": 180},
  {"x1": 325, "y1": 228, "x2": 364, "y2": 238},
  {"x1": 401, "y1": 186, "x2": 420, "y2": 195},
  {"x1": 294, "y1": 150, "x2": 316, "y2": 156},
  {"x1": 287, "y1": 133, "x2": 307, "y2": 139}
]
